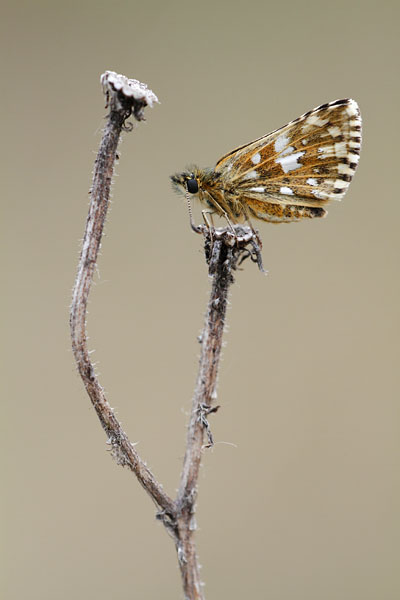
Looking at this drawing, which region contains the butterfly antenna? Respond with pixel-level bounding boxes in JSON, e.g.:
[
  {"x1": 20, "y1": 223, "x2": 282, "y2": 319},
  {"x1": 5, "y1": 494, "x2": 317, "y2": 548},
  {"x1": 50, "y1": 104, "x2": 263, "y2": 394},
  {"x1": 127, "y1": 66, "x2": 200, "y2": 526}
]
[{"x1": 186, "y1": 193, "x2": 202, "y2": 234}]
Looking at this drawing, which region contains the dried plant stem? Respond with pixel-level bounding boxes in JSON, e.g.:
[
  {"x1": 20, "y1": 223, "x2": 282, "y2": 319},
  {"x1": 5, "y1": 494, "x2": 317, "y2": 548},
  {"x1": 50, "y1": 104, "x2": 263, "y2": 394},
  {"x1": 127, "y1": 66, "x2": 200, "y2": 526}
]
[
  {"x1": 70, "y1": 73, "x2": 174, "y2": 516},
  {"x1": 175, "y1": 236, "x2": 240, "y2": 599},
  {"x1": 70, "y1": 72, "x2": 263, "y2": 600}
]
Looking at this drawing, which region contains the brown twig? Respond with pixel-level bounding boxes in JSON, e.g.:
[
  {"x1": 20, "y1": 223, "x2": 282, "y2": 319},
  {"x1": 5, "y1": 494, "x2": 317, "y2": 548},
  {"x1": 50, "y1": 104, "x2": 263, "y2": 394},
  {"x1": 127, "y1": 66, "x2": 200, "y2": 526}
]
[
  {"x1": 174, "y1": 227, "x2": 263, "y2": 599},
  {"x1": 70, "y1": 71, "x2": 263, "y2": 600},
  {"x1": 70, "y1": 72, "x2": 174, "y2": 516}
]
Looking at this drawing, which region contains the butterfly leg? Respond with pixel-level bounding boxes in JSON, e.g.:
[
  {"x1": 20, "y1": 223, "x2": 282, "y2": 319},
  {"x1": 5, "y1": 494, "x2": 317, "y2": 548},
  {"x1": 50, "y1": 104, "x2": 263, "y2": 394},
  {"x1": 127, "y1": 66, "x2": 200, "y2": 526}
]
[
  {"x1": 201, "y1": 210, "x2": 216, "y2": 245},
  {"x1": 204, "y1": 191, "x2": 236, "y2": 235},
  {"x1": 222, "y1": 212, "x2": 236, "y2": 235},
  {"x1": 241, "y1": 205, "x2": 263, "y2": 249},
  {"x1": 201, "y1": 210, "x2": 216, "y2": 229}
]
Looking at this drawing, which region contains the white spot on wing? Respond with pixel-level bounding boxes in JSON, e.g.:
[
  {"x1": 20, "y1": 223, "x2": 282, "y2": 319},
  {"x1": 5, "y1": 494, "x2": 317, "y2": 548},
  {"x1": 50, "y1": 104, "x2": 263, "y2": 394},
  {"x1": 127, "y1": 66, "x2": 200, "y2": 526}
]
[
  {"x1": 243, "y1": 170, "x2": 257, "y2": 179},
  {"x1": 307, "y1": 115, "x2": 329, "y2": 127},
  {"x1": 335, "y1": 141, "x2": 348, "y2": 157},
  {"x1": 338, "y1": 163, "x2": 355, "y2": 175},
  {"x1": 280, "y1": 186, "x2": 294, "y2": 195},
  {"x1": 318, "y1": 146, "x2": 334, "y2": 159},
  {"x1": 306, "y1": 178, "x2": 317, "y2": 186},
  {"x1": 346, "y1": 100, "x2": 359, "y2": 117},
  {"x1": 249, "y1": 186, "x2": 265, "y2": 192},
  {"x1": 274, "y1": 133, "x2": 290, "y2": 153},
  {"x1": 276, "y1": 151, "x2": 305, "y2": 173},
  {"x1": 334, "y1": 179, "x2": 348, "y2": 189},
  {"x1": 302, "y1": 115, "x2": 329, "y2": 132},
  {"x1": 328, "y1": 126, "x2": 341, "y2": 137},
  {"x1": 280, "y1": 145, "x2": 295, "y2": 156},
  {"x1": 251, "y1": 152, "x2": 261, "y2": 165},
  {"x1": 312, "y1": 189, "x2": 329, "y2": 200}
]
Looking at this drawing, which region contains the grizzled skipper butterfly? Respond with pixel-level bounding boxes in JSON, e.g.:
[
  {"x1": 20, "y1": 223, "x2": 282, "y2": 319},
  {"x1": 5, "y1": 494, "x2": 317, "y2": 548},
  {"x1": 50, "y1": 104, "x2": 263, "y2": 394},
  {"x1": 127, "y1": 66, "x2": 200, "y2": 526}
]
[{"x1": 171, "y1": 99, "x2": 361, "y2": 238}]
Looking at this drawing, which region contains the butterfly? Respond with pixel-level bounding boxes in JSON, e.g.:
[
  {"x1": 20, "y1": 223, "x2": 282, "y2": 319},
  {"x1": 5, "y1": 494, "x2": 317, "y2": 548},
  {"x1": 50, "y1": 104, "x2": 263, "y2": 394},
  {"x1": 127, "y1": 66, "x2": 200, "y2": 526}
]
[{"x1": 171, "y1": 99, "x2": 361, "y2": 235}]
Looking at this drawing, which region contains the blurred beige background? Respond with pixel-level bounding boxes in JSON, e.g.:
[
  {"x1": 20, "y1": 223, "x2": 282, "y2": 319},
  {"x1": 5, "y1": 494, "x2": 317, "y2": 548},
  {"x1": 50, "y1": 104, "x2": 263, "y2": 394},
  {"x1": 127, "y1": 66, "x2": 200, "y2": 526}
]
[{"x1": 2, "y1": 1, "x2": 399, "y2": 598}]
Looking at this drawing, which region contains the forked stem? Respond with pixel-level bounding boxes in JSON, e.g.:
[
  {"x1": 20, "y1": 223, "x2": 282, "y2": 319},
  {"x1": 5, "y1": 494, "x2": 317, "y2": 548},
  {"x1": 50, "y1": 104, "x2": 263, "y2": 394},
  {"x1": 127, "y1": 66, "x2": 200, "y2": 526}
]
[{"x1": 70, "y1": 72, "x2": 263, "y2": 600}]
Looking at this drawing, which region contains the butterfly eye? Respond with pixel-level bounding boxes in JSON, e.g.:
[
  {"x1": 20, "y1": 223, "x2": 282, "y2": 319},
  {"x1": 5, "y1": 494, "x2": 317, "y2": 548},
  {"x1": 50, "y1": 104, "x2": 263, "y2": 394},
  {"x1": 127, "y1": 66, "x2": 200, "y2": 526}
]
[{"x1": 186, "y1": 178, "x2": 199, "y2": 194}]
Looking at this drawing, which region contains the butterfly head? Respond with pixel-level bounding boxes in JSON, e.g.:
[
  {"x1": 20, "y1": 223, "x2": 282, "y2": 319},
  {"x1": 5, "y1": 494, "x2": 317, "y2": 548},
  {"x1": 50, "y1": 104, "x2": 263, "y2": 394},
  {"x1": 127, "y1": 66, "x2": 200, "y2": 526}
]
[{"x1": 171, "y1": 168, "x2": 200, "y2": 197}]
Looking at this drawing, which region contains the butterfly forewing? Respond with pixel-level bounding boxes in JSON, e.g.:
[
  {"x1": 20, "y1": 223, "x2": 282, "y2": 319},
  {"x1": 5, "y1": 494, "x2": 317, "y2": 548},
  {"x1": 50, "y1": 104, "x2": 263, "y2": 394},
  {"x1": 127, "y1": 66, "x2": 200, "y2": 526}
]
[{"x1": 215, "y1": 99, "x2": 361, "y2": 212}]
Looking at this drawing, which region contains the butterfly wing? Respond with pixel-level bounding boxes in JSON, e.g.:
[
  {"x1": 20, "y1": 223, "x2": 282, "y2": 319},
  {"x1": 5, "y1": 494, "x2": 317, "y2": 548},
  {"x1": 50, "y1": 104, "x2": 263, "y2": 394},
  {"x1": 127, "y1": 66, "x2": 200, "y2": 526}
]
[{"x1": 215, "y1": 99, "x2": 361, "y2": 221}]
